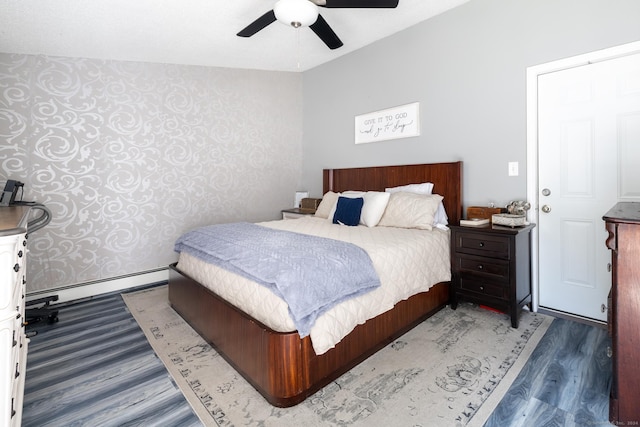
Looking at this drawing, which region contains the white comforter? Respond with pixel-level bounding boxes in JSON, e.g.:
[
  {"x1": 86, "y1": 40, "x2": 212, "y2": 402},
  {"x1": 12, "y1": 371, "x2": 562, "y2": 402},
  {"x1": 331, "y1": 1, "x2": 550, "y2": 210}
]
[{"x1": 175, "y1": 216, "x2": 451, "y2": 355}]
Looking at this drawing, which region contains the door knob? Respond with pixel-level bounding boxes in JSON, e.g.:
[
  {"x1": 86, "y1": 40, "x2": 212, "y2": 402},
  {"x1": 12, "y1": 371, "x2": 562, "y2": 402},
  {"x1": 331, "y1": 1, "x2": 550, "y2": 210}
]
[
  {"x1": 542, "y1": 205, "x2": 551, "y2": 213},
  {"x1": 542, "y1": 188, "x2": 551, "y2": 196}
]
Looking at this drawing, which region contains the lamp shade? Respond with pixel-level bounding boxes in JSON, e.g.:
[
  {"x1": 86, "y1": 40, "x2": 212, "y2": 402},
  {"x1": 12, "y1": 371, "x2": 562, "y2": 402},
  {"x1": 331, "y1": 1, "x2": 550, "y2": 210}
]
[{"x1": 274, "y1": 0, "x2": 319, "y2": 28}]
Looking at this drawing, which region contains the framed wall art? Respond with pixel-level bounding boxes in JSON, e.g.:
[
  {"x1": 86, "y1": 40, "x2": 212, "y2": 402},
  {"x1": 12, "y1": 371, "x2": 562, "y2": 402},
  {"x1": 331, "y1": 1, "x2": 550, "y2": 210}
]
[{"x1": 354, "y1": 102, "x2": 420, "y2": 144}]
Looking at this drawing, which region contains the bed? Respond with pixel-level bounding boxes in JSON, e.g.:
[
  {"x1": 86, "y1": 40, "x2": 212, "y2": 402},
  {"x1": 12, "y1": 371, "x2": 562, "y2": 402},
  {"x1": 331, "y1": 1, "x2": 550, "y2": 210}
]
[{"x1": 168, "y1": 161, "x2": 462, "y2": 407}]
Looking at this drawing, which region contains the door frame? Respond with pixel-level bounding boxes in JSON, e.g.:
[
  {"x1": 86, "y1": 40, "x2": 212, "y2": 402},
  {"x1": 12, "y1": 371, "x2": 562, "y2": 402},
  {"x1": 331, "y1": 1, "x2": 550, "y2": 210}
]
[{"x1": 526, "y1": 40, "x2": 640, "y2": 314}]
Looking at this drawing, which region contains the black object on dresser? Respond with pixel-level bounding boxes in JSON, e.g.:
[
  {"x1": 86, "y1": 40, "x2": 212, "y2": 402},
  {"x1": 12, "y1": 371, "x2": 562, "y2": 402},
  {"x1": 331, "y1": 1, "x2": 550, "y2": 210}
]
[
  {"x1": 603, "y1": 202, "x2": 640, "y2": 426},
  {"x1": 450, "y1": 223, "x2": 535, "y2": 328}
]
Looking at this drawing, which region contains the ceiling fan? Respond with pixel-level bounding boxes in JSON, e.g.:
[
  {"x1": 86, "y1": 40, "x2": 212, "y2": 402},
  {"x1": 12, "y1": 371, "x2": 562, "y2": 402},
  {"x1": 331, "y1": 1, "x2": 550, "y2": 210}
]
[{"x1": 237, "y1": 0, "x2": 400, "y2": 50}]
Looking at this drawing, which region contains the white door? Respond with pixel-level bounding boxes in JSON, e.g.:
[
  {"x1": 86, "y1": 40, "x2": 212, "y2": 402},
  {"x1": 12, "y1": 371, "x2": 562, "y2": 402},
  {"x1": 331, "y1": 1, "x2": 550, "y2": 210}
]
[{"x1": 537, "y1": 52, "x2": 640, "y2": 321}]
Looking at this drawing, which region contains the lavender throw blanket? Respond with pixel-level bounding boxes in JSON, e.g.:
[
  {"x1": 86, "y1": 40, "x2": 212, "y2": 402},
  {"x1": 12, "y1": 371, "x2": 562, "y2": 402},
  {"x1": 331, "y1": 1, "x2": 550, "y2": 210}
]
[{"x1": 174, "y1": 222, "x2": 381, "y2": 337}]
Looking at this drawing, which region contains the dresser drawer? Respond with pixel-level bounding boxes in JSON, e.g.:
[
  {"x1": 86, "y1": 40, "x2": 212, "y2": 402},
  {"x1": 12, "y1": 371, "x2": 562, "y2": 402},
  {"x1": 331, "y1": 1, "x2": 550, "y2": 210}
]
[
  {"x1": 458, "y1": 276, "x2": 506, "y2": 299},
  {"x1": 454, "y1": 231, "x2": 511, "y2": 259},
  {"x1": 0, "y1": 239, "x2": 20, "y2": 313},
  {"x1": 455, "y1": 254, "x2": 510, "y2": 282}
]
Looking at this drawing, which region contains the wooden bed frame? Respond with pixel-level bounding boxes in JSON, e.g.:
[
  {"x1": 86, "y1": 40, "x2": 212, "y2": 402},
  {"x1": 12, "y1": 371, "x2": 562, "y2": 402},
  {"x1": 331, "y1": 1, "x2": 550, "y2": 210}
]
[{"x1": 168, "y1": 161, "x2": 462, "y2": 407}]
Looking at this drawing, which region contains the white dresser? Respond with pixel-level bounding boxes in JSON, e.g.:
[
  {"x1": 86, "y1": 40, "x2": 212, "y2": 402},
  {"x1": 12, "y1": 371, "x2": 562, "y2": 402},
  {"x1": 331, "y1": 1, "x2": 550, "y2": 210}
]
[{"x1": 0, "y1": 206, "x2": 30, "y2": 427}]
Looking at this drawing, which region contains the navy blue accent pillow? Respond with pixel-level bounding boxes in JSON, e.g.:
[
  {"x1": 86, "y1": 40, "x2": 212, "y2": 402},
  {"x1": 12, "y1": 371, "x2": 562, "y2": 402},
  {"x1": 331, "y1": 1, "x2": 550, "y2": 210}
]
[{"x1": 332, "y1": 196, "x2": 364, "y2": 226}]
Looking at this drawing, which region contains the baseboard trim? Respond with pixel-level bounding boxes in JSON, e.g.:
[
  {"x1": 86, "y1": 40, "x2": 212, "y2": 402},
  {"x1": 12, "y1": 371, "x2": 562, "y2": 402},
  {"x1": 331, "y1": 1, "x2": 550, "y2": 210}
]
[{"x1": 26, "y1": 268, "x2": 169, "y2": 304}]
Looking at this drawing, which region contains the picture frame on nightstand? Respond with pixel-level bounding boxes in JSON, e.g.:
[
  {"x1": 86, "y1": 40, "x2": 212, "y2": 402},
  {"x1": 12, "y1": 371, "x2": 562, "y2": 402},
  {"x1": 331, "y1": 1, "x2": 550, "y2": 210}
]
[{"x1": 294, "y1": 191, "x2": 309, "y2": 209}]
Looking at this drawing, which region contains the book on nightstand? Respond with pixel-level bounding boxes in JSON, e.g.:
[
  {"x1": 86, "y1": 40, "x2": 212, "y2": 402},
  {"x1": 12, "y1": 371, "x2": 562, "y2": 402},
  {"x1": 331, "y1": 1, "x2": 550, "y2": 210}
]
[{"x1": 459, "y1": 218, "x2": 490, "y2": 226}]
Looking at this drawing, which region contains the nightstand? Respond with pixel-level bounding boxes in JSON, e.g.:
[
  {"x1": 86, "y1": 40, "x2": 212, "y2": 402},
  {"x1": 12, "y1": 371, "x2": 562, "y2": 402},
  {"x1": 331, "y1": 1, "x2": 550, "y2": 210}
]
[
  {"x1": 450, "y1": 223, "x2": 535, "y2": 328},
  {"x1": 281, "y1": 208, "x2": 316, "y2": 220}
]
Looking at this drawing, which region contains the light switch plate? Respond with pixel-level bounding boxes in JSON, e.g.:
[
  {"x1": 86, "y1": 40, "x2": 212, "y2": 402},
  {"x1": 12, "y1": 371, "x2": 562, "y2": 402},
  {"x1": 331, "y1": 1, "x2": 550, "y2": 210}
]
[{"x1": 508, "y1": 161, "x2": 519, "y2": 176}]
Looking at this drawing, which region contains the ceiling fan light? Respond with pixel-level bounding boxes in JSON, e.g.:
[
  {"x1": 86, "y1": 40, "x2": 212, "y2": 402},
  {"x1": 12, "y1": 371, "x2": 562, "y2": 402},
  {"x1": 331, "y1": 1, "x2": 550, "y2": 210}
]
[{"x1": 274, "y1": 0, "x2": 319, "y2": 28}]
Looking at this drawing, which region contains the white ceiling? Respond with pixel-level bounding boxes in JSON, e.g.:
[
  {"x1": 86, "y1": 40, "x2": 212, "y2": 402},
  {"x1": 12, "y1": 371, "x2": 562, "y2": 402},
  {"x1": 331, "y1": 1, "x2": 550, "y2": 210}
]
[{"x1": 0, "y1": 0, "x2": 469, "y2": 72}]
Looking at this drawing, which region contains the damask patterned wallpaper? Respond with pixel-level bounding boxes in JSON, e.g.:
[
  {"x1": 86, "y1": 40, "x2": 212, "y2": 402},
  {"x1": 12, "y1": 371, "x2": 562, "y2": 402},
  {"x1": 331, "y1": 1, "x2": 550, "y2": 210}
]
[{"x1": 0, "y1": 54, "x2": 303, "y2": 293}]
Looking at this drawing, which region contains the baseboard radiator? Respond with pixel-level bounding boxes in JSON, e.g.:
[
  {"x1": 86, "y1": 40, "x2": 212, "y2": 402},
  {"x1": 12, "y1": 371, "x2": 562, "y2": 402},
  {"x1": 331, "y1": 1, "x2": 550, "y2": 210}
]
[{"x1": 26, "y1": 267, "x2": 169, "y2": 305}]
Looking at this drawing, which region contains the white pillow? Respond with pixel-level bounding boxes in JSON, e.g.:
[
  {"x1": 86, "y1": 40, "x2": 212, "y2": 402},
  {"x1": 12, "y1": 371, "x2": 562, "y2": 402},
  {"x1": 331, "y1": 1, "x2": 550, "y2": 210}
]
[
  {"x1": 378, "y1": 192, "x2": 444, "y2": 230},
  {"x1": 385, "y1": 182, "x2": 434, "y2": 195},
  {"x1": 314, "y1": 191, "x2": 339, "y2": 219},
  {"x1": 433, "y1": 202, "x2": 449, "y2": 229},
  {"x1": 360, "y1": 191, "x2": 391, "y2": 227}
]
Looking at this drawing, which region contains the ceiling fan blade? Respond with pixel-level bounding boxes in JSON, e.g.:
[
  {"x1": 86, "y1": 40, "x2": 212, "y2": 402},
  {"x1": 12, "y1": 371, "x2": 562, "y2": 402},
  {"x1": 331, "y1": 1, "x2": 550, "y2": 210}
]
[
  {"x1": 309, "y1": 14, "x2": 343, "y2": 50},
  {"x1": 237, "y1": 10, "x2": 277, "y2": 37},
  {"x1": 320, "y1": 0, "x2": 399, "y2": 8}
]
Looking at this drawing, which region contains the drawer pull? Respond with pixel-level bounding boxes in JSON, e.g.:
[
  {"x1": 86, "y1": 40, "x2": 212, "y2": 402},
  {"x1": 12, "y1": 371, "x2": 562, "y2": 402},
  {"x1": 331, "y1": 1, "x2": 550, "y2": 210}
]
[
  {"x1": 13, "y1": 263, "x2": 20, "y2": 272},
  {"x1": 479, "y1": 242, "x2": 485, "y2": 247},
  {"x1": 477, "y1": 264, "x2": 484, "y2": 270},
  {"x1": 479, "y1": 286, "x2": 485, "y2": 291},
  {"x1": 18, "y1": 250, "x2": 23, "y2": 258}
]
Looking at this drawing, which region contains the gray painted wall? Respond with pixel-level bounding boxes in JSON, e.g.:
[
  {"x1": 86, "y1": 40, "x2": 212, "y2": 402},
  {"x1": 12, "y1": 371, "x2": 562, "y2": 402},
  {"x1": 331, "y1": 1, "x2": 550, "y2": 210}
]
[{"x1": 301, "y1": 0, "x2": 640, "y2": 208}]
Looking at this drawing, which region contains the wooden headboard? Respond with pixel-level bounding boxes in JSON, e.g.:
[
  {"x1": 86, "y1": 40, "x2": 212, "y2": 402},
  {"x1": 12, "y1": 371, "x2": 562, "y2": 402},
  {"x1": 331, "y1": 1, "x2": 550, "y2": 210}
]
[{"x1": 323, "y1": 161, "x2": 463, "y2": 224}]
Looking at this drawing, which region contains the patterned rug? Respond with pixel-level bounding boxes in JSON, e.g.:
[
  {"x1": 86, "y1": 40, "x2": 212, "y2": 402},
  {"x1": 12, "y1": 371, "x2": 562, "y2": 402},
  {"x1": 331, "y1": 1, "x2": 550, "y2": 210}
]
[{"x1": 122, "y1": 285, "x2": 552, "y2": 427}]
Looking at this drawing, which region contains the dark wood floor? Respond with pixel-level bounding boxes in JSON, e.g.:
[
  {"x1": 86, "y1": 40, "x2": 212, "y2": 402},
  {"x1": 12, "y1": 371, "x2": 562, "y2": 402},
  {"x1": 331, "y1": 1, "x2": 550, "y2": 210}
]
[
  {"x1": 484, "y1": 316, "x2": 612, "y2": 426},
  {"x1": 22, "y1": 285, "x2": 612, "y2": 426},
  {"x1": 22, "y1": 286, "x2": 201, "y2": 427}
]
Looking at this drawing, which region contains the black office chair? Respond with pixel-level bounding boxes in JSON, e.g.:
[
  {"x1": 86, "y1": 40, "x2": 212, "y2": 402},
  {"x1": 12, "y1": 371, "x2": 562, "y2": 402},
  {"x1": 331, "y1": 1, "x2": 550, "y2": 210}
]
[
  {"x1": 20, "y1": 202, "x2": 58, "y2": 333},
  {"x1": 25, "y1": 295, "x2": 59, "y2": 326}
]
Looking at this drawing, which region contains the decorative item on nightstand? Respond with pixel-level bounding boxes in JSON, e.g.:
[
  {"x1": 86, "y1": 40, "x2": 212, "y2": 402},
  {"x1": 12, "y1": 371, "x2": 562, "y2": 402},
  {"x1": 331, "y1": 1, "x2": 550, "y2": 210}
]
[
  {"x1": 459, "y1": 218, "x2": 490, "y2": 227},
  {"x1": 282, "y1": 197, "x2": 322, "y2": 219},
  {"x1": 300, "y1": 198, "x2": 322, "y2": 210},
  {"x1": 294, "y1": 191, "x2": 309, "y2": 209},
  {"x1": 462, "y1": 206, "x2": 505, "y2": 226},
  {"x1": 466, "y1": 206, "x2": 505, "y2": 221},
  {"x1": 492, "y1": 200, "x2": 531, "y2": 228}
]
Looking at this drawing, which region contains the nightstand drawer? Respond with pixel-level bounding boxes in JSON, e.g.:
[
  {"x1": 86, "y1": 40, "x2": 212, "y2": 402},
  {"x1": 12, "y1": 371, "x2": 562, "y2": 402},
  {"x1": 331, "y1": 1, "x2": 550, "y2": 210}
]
[
  {"x1": 450, "y1": 223, "x2": 535, "y2": 328},
  {"x1": 455, "y1": 254, "x2": 509, "y2": 281},
  {"x1": 454, "y1": 231, "x2": 511, "y2": 259},
  {"x1": 458, "y1": 276, "x2": 506, "y2": 299}
]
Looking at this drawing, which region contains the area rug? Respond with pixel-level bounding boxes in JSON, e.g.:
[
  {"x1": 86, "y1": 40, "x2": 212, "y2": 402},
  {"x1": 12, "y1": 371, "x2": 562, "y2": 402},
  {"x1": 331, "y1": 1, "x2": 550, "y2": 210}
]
[{"x1": 122, "y1": 285, "x2": 552, "y2": 427}]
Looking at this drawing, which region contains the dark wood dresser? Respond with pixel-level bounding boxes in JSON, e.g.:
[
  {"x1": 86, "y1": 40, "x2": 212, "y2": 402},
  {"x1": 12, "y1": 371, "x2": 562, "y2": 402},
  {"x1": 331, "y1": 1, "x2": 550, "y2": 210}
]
[
  {"x1": 603, "y1": 202, "x2": 640, "y2": 425},
  {"x1": 450, "y1": 223, "x2": 535, "y2": 328}
]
